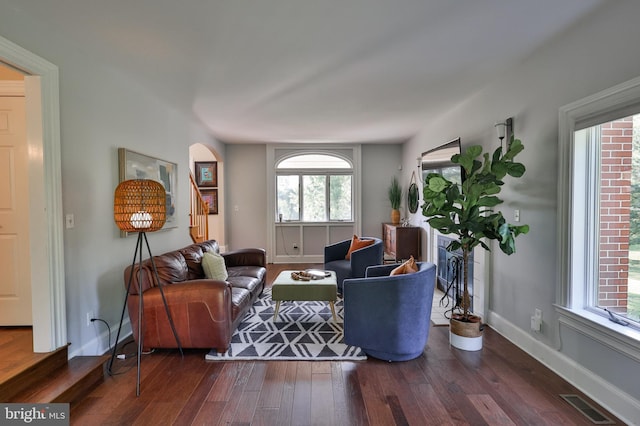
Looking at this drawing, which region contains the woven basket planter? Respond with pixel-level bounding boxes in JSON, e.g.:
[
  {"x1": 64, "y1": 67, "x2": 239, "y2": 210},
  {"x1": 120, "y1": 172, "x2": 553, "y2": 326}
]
[{"x1": 449, "y1": 313, "x2": 483, "y2": 351}]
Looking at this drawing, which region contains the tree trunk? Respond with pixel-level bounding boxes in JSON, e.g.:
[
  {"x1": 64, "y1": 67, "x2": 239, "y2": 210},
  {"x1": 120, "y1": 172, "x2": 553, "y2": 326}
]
[{"x1": 462, "y1": 248, "x2": 470, "y2": 319}]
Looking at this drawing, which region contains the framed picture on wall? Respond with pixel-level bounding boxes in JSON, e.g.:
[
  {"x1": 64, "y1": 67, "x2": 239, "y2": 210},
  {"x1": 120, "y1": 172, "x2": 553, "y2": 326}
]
[
  {"x1": 118, "y1": 148, "x2": 178, "y2": 237},
  {"x1": 200, "y1": 189, "x2": 218, "y2": 215},
  {"x1": 195, "y1": 161, "x2": 217, "y2": 187}
]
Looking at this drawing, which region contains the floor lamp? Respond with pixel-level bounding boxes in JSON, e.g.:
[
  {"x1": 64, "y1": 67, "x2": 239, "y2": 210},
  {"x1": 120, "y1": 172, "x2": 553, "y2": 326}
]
[{"x1": 108, "y1": 179, "x2": 183, "y2": 396}]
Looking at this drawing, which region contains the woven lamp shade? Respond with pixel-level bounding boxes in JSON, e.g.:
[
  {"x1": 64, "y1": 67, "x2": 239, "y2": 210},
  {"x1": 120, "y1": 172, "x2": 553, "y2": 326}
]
[{"x1": 114, "y1": 179, "x2": 166, "y2": 232}]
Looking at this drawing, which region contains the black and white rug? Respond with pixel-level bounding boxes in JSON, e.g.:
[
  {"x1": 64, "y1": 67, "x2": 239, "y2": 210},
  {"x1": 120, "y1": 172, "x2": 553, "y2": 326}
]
[{"x1": 205, "y1": 288, "x2": 366, "y2": 361}]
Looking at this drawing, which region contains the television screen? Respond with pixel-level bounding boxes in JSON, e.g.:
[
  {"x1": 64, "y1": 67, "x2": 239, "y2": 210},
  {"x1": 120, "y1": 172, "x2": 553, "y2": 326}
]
[{"x1": 420, "y1": 138, "x2": 463, "y2": 185}]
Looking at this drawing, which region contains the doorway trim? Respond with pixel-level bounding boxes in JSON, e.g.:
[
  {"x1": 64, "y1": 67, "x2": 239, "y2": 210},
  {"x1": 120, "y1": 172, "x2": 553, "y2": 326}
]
[{"x1": 1, "y1": 35, "x2": 66, "y2": 352}]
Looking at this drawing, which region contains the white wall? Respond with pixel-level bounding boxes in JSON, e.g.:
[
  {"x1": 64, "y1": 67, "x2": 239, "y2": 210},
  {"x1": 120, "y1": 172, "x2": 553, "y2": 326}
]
[
  {"x1": 0, "y1": 9, "x2": 224, "y2": 357},
  {"x1": 403, "y1": 1, "x2": 640, "y2": 422}
]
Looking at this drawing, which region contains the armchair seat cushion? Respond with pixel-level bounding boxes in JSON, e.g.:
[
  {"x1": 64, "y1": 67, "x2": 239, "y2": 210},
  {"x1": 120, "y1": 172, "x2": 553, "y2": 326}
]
[{"x1": 323, "y1": 259, "x2": 352, "y2": 285}]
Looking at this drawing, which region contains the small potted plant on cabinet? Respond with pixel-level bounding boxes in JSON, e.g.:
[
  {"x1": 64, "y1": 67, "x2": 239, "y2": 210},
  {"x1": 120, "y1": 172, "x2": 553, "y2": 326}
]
[
  {"x1": 422, "y1": 138, "x2": 529, "y2": 350},
  {"x1": 388, "y1": 176, "x2": 402, "y2": 224}
]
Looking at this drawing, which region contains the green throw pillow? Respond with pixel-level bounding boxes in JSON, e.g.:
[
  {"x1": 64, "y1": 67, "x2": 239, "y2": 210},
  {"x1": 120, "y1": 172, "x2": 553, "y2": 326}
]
[{"x1": 202, "y1": 252, "x2": 228, "y2": 281}]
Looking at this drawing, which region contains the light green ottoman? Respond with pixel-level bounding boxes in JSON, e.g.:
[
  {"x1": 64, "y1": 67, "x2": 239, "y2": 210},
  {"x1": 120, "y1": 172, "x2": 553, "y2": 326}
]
[{"x1": 271, "y1": 270, "x2": 338, "y2": 321}]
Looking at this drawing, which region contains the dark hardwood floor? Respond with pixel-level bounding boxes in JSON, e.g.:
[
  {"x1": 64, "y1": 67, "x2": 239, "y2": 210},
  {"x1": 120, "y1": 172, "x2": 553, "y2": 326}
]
[{"x1": 4, "y1": 264, "x2": 623, "y2": 425}]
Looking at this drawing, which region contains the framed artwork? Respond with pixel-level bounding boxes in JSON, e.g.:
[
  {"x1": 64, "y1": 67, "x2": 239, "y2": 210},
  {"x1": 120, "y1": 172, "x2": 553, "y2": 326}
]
[
  {"x1": 118, "y1": 148, "x2": 178, "y2": 236},
  {"x1": 195, "y1": 161, "x2": 217, "y2": 187},
  {"x1": 200, "y1": 189, "x2": 218, "y2": 214}
]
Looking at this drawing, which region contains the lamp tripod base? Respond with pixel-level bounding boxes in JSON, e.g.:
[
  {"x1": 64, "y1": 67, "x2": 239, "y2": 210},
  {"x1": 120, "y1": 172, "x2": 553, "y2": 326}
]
[{"x1": 107, "y1": 231, "x2": 183, "y2": 396}]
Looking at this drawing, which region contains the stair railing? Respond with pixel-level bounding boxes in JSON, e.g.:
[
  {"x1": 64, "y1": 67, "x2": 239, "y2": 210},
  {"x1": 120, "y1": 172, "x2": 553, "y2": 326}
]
[{"x1": 189, "y1": 172, "x2": 209, "y2": 243}]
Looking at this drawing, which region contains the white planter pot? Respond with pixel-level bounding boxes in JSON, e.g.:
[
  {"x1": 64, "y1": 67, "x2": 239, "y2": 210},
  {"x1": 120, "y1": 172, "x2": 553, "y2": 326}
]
[
  {"x1": 449, "y1": 314, "x2": 483, "y2": 351},
  {"x1": 449, "y1": 330, "x2": 483, "y2": 351}
]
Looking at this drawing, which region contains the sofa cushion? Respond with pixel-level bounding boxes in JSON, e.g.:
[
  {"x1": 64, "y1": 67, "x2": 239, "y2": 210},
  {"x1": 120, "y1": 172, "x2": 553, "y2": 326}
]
[
  {"x1": 202, "y1": 252, "x2": 228, "y2": 281},
  {"x1": 345, "y1": 235, "x2": 375, "y2": 260},
  {"x1": 227, "y1": 265, "x2": 266, "y2": 282},
  {"x1": 179, "y1": 244, "x2": 206, "y2": 280},
  {"x1": 153, "y1": 251, "x2": 189, "y2": 285},
  {"x1": 230, "y1": 287, "x2": 252, "y2": 323}
]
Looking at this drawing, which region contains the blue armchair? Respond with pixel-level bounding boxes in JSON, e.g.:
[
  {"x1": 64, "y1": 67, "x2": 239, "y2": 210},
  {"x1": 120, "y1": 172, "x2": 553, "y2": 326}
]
[
  {"x1": 324, "y1": 237, "x2": 383, "y2": 292},
  {"x1": 343, "y1": 262, "x2": 437, "y2": 361}
]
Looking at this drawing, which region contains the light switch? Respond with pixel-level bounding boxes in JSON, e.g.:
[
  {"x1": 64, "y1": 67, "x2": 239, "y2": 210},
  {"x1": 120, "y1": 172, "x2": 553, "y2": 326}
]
[{"x1": 514, "y1": 209, "x2": 520, "y2": 222}]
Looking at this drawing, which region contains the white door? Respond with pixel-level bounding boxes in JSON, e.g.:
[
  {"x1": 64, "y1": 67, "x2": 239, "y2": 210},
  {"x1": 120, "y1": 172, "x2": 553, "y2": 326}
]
[{"x1": 0, "y1": 94, "x2": 32, "y2": 325}]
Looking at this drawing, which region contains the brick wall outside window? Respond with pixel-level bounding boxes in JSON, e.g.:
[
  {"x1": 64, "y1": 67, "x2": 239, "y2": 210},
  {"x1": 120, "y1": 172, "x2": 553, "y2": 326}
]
[{"x1": 599, "y1": 118, "x2": 633, "y2": 313}]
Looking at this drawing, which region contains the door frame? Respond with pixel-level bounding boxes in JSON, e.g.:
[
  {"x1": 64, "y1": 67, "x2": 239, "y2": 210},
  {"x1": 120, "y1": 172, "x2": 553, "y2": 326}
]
[{"x1": 0, "y1": 36, "x2": 66, "y2": 352}]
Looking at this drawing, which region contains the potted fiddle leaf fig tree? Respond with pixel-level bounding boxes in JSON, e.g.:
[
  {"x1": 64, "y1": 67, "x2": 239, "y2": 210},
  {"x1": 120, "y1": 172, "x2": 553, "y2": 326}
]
[{"x1": 422, "y1": 138, "x2": 530, "y2": 351}]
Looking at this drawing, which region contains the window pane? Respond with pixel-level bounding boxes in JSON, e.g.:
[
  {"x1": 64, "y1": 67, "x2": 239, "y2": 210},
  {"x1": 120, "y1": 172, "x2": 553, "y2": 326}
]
[
  {"x1": 330, "y1": 175, "x2": 352, "y2": 221},
  {"x1": 596, "y1": 115, "x2": 640, "y2": 323},
  {"x1": 278, "y1": 154, "x2": 351, "y2": 169},
  {"x1": 277, "y1": 175, "x2": 299, "y2": 221},
  {"x1": 302, "y1": 175, "x2": 326, "y2": 221}
]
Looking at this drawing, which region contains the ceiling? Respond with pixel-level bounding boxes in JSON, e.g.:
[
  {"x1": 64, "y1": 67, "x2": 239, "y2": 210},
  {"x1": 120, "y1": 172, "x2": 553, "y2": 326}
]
[{"x1": 4, "y1": 0, "x2": 604, "y2": 144}]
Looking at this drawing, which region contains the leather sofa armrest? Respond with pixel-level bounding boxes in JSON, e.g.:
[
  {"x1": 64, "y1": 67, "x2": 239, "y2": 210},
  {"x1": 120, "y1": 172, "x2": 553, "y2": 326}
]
[
  {"x1": 129, "y1": 279, "x2": 235, "y2": 349},
  {"x1": 136, "y1": 279, "x2": 233, "y2": 321},
  {"x1": 222, "y1": 248, "x2": 266, "y2": 268}
]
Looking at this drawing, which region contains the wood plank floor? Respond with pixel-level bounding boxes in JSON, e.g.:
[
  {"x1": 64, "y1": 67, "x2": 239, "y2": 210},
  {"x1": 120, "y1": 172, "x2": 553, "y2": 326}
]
[
  {"x1": 0, "y1": 327, "x2": 57, "y2": 384},
  {"x1": 49, "y1": 264, "x2": 625, "y2": 424}
]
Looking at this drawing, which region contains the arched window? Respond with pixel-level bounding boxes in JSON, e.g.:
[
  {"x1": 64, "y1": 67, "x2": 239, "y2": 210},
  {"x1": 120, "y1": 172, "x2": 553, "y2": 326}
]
[{"x1": 276, "y1": 154, "x2": 353, "y2": 222}]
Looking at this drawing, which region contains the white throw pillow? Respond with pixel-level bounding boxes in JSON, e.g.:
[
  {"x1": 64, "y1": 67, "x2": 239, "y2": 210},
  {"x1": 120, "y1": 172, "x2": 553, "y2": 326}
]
[{"x1": 202, "y1": 252, "x2": 228, "y2": 281}]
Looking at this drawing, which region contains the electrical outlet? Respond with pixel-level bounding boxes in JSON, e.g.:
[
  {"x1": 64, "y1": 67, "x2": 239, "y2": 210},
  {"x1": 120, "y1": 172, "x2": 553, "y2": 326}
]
[
  {"x1": 86, "y1": 311, "x2": 94, "y2": 326},
  {"x1": 531, "y1": 308, "x2": 542, "y2": 332},
  {"x1": 530, "y1": 316, "x2": 540, "y2": 332}
]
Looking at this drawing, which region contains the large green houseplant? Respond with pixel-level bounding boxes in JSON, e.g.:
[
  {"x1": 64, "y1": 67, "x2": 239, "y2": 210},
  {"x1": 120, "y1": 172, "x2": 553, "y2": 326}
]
[{"x1": 422, "y1": 138, "x2": 529, "y2": 349}]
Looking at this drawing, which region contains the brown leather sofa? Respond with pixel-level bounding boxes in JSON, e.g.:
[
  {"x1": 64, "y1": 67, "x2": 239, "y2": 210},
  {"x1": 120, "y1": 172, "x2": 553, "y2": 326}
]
[{"x1": 124, "y1": 240, "x2": 266, "y2": 353}]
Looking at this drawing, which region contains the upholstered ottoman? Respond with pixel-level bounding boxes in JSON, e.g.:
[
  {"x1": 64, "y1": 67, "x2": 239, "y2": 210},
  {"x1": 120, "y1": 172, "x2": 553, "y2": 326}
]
[{"x1": 271, "y1": 270, "x2": 338, "y2": 321}]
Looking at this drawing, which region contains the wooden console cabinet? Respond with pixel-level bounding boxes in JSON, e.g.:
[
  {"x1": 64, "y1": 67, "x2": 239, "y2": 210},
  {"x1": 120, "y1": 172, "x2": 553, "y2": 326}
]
[{"x1": 382, "y1": 223, "x2": 421, "y2": 262}]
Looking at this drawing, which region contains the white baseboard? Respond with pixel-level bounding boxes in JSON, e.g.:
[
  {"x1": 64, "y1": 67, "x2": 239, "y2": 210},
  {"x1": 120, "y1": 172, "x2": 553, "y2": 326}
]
[
  {"x1": 272, "y1": 255, "x2": 324, "y2": 264},
  {"x1": 68, "y1": 318, "x2": 132, "y2": 358},
  {"x1": 487, "y1": 310, "x2": 639, "y2": 426}
]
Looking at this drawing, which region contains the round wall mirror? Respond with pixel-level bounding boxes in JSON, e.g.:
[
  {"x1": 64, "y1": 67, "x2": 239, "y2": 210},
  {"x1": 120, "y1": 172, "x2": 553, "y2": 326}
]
[{"x1": 408, "y1": 182, "x2": 419, "y2": 214}]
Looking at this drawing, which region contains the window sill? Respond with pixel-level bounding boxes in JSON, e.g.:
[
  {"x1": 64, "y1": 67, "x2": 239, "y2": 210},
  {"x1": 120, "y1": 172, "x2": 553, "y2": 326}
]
[
  {"x1": 554, "y1": 305, "x2": 640, "y2": 362},
  {"x1": 274, "y1": 221, "x2": 354, "y2": 225}
]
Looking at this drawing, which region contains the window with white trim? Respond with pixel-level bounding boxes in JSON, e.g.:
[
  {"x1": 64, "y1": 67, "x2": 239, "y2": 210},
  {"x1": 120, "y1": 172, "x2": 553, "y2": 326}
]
[
  {"x1": 276, "y1": 154, "x2": 353, "y2": 222},
  {"x1": 571, "y1": 116, "x2": 640, "y2": 327},
  {"x1": 559, "y1": 77, "x2": 640, "y2": 351}
]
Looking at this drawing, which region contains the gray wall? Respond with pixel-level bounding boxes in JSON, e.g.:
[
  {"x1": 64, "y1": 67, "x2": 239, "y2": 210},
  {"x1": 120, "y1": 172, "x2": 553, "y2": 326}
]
[
  {"x1": 0, "y1": 9, "x2": 224, "y2": 356},
  {"x1": 361, "y1": 144, "x2": 403, "y2": 237},
  {"x1": 402, "y1": 0, "x2": 640, "y2": 420}
]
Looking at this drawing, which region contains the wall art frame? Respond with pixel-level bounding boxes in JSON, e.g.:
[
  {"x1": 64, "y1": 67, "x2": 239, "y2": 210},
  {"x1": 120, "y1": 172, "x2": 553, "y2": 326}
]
[
  {"x1": 200, "y1": 189, "x2": 218, "y2": 215},
  {"x1": 195, "y1": 161, "x2": 218, "y2": 187},
  {"x1": 118, "y1": 147, "x2": 178, "y2": 236}
]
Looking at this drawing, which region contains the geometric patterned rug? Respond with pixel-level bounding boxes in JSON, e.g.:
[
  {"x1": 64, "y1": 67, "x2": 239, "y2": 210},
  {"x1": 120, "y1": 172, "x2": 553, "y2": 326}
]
[{"x1": 205, "y1": 288, "x2": 367, "y2": 361}]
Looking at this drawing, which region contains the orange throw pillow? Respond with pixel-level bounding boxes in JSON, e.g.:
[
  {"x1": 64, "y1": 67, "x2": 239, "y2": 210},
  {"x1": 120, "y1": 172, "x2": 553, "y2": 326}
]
[
  {"x1": 345, "y1": 235, "x2": 375, "y2": 260},
  {"x1": 390, "y1": 256, "x2": 419, "y2": 275}
]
